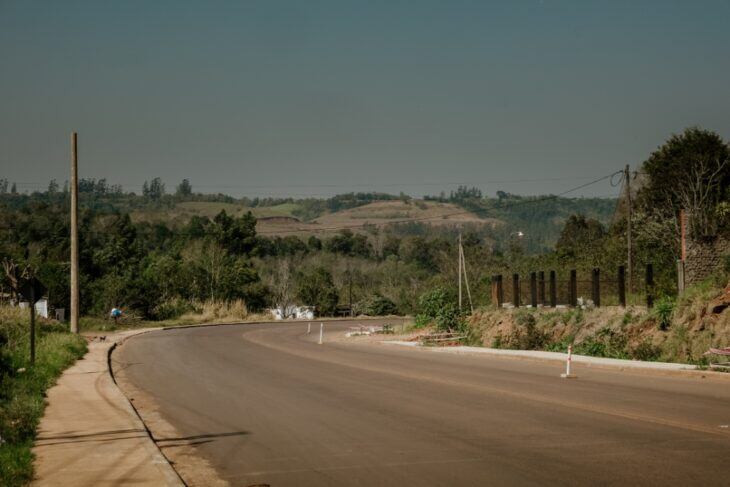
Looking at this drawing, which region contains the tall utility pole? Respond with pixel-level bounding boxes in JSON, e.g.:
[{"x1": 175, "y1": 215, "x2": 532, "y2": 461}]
[
  {"x1": 70, "y1": 133, "x2": 79, "y2": 333},
  {"x1": 458, "y1": 233, "x2": 463, "y2": 310},
  {"x1": 625, "y1": 164, "x2": 632, "y2": 295},
  {"x1": 347, "y1": 261, "x2": 353, "y2": 316},
  {"x1": 29, "y1": 283, "x2": 36, "y2": 364},
  {"x1": 460, "y1": 240, "x2": 474, "y2": 314}
]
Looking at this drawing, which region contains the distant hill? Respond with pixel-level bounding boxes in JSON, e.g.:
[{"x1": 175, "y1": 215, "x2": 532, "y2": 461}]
[
  {"x1": 256, "y1": 200, "x2": 501, "y2": 236},
  {"x1": 0, "y1": 185, "x2": 616, "y2": 251}
]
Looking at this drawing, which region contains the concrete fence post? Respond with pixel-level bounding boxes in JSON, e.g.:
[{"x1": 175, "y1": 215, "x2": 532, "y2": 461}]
[
  {"x1": 569, "y1": 270, "x2": 577, "y2": 307},
  {"x1": 618, "y1": 266, "x2": 626, "y2": 307},
  {"x1": 496, "y1": 275, "x2": 503, "y2": 307},
  {"x1": 591, "y1": 268, "x2": 600, "y2": 307},
  {"x1": 530, "y1": 272, "x2": 537, "y2": 308},
  {"x1": 549, "y1": 270, "x2": 557, "y2": 307},
  {"x1": 646, "y1": 264, "x2": 654, "y2": 309}
]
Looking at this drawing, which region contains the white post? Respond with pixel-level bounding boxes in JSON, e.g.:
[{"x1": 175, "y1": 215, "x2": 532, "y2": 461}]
[
  {"x1": 318, "y1": 323, "x2": 323, "y2": 345},
  {"x1": 561, "y1": 344, "x2": 577, "y2": 379},
  {"x1": 307, "y1": 322, "x2": 311, "y2": 334}
]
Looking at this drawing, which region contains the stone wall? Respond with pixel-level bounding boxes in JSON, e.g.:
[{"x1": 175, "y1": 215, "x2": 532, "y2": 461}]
[{"x1": 684, "y1": 234, "x2": 730, "y2": 285}]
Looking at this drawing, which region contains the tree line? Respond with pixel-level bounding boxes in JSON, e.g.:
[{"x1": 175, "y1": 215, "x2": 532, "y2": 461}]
[{"x1": 1, "y1": 127, "x2": 727, "y2": 320}]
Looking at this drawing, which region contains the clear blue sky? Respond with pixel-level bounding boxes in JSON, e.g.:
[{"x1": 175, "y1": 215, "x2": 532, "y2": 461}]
[{"x1": 1, "y1": 0, "x2": 728, "y2": 198}]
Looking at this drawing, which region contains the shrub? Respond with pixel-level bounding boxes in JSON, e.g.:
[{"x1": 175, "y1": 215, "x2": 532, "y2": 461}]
[
  {"x1": 506, "y1": 311, "x2": 548, "y2": 350},
  {"x1": 151, "y1": 298, "x2": 194, "y2": 321},
  {"x1": 434, "y1": 303, "x2": 466, "y2": 332},
  {"x1": 414, "y1": 314, "x2": 431, "y2": 328},
  {"x1": 356, "y1": 294, "x2": 398, "y2": 316},
  {"x1": 653, "y1": 296, "x2": 676, "y2": 330},
  {"x1": 574, "y1": 327, "x2": 629, "y2": 359},
  {"x1": 414, "y1": 287, "x2": 466, "y2": 332},
  {"x1": 631, "y1": 340, "x2": 662, "y2": 361},
  {"x1": 417, "y1": 286, "x2": 456, "y2": 320}
]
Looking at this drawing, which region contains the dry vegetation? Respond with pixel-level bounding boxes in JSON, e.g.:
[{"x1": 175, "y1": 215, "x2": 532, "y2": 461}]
[{"x1": 467, "y1": 280, "x2": 730, "y2": 365}]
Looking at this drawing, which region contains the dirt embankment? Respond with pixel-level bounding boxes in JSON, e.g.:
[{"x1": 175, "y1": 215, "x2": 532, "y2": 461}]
[{"x1": 467, "y1": 286, "x2": 730, "y2": 364}]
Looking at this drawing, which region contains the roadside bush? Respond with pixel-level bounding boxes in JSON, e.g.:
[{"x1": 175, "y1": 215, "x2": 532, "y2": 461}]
[
  {"x1": 151, "y1": 298, "x2": 195, "y2": 321},
  {"x1": 414, "y1": 286, "x2": 462, "y2": 331},
  {"x1": 574, "y1": 327, "x2": 629, "y2": 359},
  {"x1": 356, "y1": 294, "x2": 398, "y2": 316},
  {"x1": 630, "y1": 340, "x2": 662, "y2": 361},
  {"x1": 653, "y1": 296, "x2": 676, "y2": 330},
  {"x1": 417, "y1": 286, "x2": 456, "y2": 319},
  {"x1": 504, "y1": 311, "x2": 549, "y2": 350},
  {"x1": 434, "y1": 303, "x2": 466, "y2": 332}
]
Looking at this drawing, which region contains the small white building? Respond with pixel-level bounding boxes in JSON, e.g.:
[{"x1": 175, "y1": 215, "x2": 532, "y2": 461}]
[
  {"x1": 18, "y1": 298, "x2": 49, "y2": 318},
  {"x1": 35, "y1": 298, "x2": 49, "y2": 318},
  {"x1": 269, "y1": 305, "x2": 315, "y2": 320}
]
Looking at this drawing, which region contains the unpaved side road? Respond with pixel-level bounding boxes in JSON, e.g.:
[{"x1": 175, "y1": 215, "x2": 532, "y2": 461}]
[{"x1": 114, "y1": 321, "x2": 730, "y2": 487}]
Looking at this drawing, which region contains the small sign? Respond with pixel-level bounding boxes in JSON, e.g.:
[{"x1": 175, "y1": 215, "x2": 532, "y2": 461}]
[{"x1": 19, "y1": 277, "x2": 47, "y2": 304}]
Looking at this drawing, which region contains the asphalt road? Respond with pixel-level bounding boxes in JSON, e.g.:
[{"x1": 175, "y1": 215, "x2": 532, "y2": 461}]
[{"x1": 114, "y1": 321, "x2": 730, "y2": 486}]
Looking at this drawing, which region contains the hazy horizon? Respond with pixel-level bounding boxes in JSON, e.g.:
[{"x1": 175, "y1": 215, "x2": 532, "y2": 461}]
[{"x1": 2, "y1": 1, "x2": 729, "y2": 199}]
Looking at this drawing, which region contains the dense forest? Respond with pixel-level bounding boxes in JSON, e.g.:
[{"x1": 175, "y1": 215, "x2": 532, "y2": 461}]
[{"x1": 1, "y1": 127, "x2": 728, "y2": 321}]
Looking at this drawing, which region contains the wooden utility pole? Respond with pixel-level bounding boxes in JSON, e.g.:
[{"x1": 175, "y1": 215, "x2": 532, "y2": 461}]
[
  {"x1": 459, "y1": 241, "x2": 474, "y2": 313},
  {"x1": 625, "y1": 164, "x2": 632, "y2": 296},
  {"x1": 29, "y1": 283, "x2": 36, "y2": 364},
  {"x1": 70, "y1": 133, "x2": 79, "y2": 333},
  {"x1": 458, "y1": 233, "x2": 462, "y2": 310}
]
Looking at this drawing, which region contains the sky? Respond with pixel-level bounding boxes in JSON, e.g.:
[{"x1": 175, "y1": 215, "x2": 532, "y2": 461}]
[{"x1": 1, "y1": 0, "x2": 729, "y2": 199}]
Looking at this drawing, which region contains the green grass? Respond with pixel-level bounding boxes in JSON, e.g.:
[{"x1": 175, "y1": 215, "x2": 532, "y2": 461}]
[{"x1": 0, "y1": 307, "x2": 87, "y2": 486}]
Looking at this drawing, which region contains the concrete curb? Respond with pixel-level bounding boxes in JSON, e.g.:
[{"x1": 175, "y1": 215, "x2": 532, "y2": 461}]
[
  {"x1": 32, "y1": 328, "x2": 185, "y2": 487},
  {"x1": 382, "y1": 341, "x2": 730, "y2": 380}
]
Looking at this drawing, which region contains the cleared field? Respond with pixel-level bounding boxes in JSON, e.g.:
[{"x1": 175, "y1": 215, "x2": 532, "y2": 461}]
[
  {"x1": 131, "y1": 199, "x2": 500, "y2": 236},
  {"x1": 256, "y1": 200, "x2": 501, "y2": 236},
  {"x1": 315, "y1": 200, "x2": 498, "y2": 227}
]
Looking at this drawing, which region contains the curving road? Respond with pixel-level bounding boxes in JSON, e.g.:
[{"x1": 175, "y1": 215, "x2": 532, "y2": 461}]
[{"x1": 114, "y1": 321, "x2": 730, "y2": 486}]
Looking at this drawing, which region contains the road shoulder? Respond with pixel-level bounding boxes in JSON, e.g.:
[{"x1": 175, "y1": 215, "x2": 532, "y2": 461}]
[
  {"x1": 379, "y1": 339, "x2": 730, "y2": 380},
  {"x1": 31, "y1": 329, "x2": 184, "y2": 486}
]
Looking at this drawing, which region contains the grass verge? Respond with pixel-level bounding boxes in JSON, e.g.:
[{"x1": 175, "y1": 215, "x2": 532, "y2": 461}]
[{"x1": 0, "y1": 307, "x2": 87, "y2": 486}]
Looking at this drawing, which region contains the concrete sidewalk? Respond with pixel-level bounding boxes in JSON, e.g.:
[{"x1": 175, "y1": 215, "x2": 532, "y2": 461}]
[
  {"x1": 383, "y1": 341, "x2": 701, "y2": 372},
  {"x1": 32, "y1": 329, "x2": 183, "y2": 486}
]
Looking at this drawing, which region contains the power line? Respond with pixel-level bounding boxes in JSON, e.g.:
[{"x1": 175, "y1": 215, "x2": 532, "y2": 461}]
[{"x1": 6, "y1": 174, "x2": 613, "y2": 192}]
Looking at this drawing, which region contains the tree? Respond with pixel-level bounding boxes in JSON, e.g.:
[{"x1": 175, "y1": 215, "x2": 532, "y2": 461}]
[
  {"x1": 638, "y1": 127, "x2": 730, "y2": 237},
  {"x1": 143, "y1": 177, "x2": 165, "y2": 201},
  {"x1": 556, "y1": 215, "x2": 606, "y2": 260},
  {"x1": 176, "y1": 179, "x2": 192, "y2": 197},
  {"x1": 267, "y1": 259, "x2": 296, "y2": 317},
  {"x1": 324, "y1": 229, "x2": 372, "y2": 258},
  {"x1": 212, "y1": 210, "x2": 257, "y2": 256},
  {"x1": 307, "y1": 235, "x2": 322, "y2": 251},
  {"x1": 296, "y1": 266, "x2": 339, "y2": 316}
]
